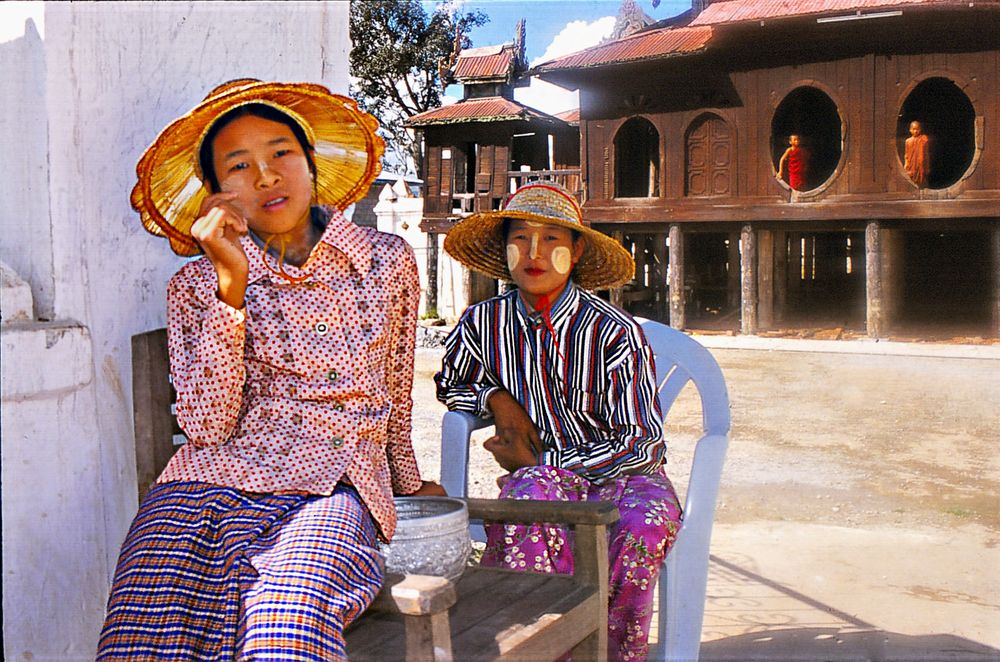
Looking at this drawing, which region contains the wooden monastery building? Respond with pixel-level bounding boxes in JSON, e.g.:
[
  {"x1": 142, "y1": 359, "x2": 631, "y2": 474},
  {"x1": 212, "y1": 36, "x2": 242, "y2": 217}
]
[{"x1": 414, "y1": 0, "x2": 1000, "y2": 339}]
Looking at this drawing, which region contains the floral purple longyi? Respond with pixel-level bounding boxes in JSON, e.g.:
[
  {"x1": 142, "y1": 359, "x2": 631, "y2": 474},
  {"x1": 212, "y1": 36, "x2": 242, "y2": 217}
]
[{"x1": 482, "y1": 465, "x2": 683, "y2": 661}]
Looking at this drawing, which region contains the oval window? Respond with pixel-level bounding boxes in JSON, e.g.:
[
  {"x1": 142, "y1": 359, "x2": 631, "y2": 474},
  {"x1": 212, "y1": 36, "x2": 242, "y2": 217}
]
[{"x1": 771, "y1": 87, "x2": 842, "y2": 192}]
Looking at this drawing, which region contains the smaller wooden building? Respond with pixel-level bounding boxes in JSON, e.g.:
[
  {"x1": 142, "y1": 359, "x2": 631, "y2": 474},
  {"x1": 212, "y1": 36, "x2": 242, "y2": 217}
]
[{"x1": 407, "y1": 22, "x2": 581, "y2": 302}]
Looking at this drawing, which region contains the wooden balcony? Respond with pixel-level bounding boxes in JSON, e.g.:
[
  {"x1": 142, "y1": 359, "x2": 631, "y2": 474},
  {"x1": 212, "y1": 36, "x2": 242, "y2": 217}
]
[{"x1": 421, "y1": 168, "x2": 583, "y2": 233}]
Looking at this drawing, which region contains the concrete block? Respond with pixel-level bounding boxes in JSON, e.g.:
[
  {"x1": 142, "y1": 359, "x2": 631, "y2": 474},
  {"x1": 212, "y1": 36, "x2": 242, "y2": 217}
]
[
  {"x1": 0, "y1": 322, "x2": 93, "y2": 400},
  {"x1": 0, "y1": 261, "x2": 33, "y2": 322}
]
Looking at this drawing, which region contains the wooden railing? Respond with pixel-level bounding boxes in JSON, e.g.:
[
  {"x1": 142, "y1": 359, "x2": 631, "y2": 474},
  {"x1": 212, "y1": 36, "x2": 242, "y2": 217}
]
[{"x1": 507, "y1": 169, "x2": 582, "y2": 200}]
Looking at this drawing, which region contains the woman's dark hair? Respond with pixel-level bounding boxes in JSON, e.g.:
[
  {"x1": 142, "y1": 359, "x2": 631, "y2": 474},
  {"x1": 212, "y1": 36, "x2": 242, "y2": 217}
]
[{"x1": 198, "y1": 103, "x2": 316, "y2": 193}]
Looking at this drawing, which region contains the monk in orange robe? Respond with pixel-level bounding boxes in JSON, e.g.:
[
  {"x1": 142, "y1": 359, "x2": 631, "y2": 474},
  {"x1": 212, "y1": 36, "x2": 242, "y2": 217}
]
[{"x1": 904, "y1": 120, "x2": 931, "y2": 188}]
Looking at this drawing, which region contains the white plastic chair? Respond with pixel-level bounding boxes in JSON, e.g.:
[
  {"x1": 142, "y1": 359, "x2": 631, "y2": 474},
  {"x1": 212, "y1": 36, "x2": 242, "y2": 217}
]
[{"x1": 439, "y1": 318, "x2": 731, "y2": 661}]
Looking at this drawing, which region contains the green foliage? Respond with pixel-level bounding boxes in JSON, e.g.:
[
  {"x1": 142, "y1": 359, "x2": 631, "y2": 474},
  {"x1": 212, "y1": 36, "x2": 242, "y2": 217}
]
[{"x1": 350, "y1": 0, "x2": 488, "y2": 174}]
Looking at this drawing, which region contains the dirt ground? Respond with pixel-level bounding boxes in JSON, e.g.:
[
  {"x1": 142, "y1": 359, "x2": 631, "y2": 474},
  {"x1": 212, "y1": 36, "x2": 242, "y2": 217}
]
[{"x1": 409, "y1": 338, "x2": 1000, "y2": 661}]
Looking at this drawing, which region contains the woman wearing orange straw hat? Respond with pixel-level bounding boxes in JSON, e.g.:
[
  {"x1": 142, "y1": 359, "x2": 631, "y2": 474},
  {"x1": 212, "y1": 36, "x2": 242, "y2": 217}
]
[
  {"x1": 435, "y1": 182, "x2": 683, "y2": 660},
  {"x1": 98, "y1": 80, "x2": 443, "y2": 660}
]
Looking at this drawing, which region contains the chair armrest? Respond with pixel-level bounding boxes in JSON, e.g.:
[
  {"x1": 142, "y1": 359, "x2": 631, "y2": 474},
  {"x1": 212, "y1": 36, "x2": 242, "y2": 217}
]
[
  {"x1": 369, "y1": 573, "x2": 456, "y2": 616},
  {"x1": 466, "y1": 498, "x2": 619, "y2": 591},
  {"x1": 465, "y1": 498, "x2": 619, "y2": 527}
]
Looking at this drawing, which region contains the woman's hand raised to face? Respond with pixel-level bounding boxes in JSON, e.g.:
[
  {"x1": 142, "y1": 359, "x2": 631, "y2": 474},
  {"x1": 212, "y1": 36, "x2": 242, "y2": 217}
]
[{"x1": 192, "y1": 192, "x2": 250, "y2": 308}]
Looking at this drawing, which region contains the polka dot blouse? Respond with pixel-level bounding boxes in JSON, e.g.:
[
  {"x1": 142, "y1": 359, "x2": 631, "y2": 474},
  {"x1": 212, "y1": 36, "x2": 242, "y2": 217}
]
[{"x1": 156, "y1": 206, "x2": 423, "y2": 541}]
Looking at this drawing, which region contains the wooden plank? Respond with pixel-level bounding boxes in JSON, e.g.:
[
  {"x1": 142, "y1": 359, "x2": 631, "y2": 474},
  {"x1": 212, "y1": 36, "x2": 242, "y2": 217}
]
[
  {"x1": 366, "y1": 574, "x2": 456, "y2": 616},
  {"x1": 346, "y1": 611, "x2": 407, "y2": 660},
  {"x1": 403, "y1": 612, "x2": 453, "y2": 662},
  {"x1": 865, "y1": 220, "x2": 884, "y2": 338},
  {"x1": 668, "y1": 224, "x2": 685, "y2": 330},
  {"x1": 494, "y1": 144, "x2": 510, "y2": 199},
  {"x1": 449, "y1": 580, "x2": 598, "y2": 661},
  {"x1": 131, "y1": 328, "x2": 178, "y2": 503},
  {"x1": 757, "y1": 229, "x2": 774, "y2": 331},
  {"x1": 581, "y1": 197, "x2": 1000, "y2": 224},
  {"x1": 447, "y1": 568, "x2": 535, "y2": 633},
  {"x1": 740, "y1": 224, "x2": 758, "y2": 335},
  {"x1": 466, "y1": 498, "x2": 618, "y2": 526}
]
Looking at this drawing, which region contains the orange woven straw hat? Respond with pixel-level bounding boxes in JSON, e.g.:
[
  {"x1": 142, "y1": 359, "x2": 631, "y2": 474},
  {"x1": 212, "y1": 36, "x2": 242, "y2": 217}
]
[
  {"x1": 443, "y1": 182, "x2": 634, "y2": 290},
  {"x1": 131, "y1": 79, "x2": 384, "y2": 256}
]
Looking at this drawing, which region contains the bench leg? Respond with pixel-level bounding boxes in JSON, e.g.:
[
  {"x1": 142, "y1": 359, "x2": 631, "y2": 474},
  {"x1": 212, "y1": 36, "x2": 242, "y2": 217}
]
[{"x1": 403, "y1": 612, "x2": 453, "y2": 662}]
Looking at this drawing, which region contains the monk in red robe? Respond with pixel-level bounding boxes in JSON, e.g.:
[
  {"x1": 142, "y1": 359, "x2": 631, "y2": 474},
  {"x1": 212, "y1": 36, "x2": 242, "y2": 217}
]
[
  {"x1": 778, "y1": 134, "x2": 810, "y2": 191},
  {"x1": 904, "y1": 120, "x2": 931, "y2": 188}
]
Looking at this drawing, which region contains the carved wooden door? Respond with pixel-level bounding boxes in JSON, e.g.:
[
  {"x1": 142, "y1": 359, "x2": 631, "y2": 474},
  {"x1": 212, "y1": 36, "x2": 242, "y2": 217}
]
[{"x1": 686, "y1": 115, "x2": 732, "y2": 196}]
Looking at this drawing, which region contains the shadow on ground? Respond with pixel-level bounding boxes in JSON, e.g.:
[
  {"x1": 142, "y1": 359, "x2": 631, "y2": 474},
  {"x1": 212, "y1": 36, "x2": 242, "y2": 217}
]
[
  {"x1": 701, "y1": 628, "x2": 999, "y2": 661},
  {"x1": 694, "y1": 555, "x2": 999, "y2": 661}
]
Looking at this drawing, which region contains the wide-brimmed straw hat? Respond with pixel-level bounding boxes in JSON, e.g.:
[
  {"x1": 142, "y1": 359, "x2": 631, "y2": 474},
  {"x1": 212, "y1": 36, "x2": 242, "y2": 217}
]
[
  {"x1": 443, "y1": 182, "x2": 634, "y2": 290},
  {"x1": 131, "y1": 79, "x2": 384, "y2": 256}
]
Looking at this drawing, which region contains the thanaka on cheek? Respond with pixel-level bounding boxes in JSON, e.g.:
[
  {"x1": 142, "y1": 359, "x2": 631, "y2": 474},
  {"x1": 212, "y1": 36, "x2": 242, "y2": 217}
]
[
  {"x1": 506, "y1": 244, "x2": 520, "y2": 272},
  {"x1": 551, "y1": 246, "x2": 572, "y2": 274}
]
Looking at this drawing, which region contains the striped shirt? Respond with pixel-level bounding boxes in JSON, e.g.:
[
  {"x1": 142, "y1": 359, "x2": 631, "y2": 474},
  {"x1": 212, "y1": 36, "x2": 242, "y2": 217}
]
[{"x1": 435, "y1": 284, "x2": 666, "y2": 483}]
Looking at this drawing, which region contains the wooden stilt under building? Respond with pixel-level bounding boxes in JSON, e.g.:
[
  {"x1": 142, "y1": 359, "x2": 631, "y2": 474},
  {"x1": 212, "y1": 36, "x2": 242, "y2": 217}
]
[
  {"x1": 741, "y1": 224, "x2": 757, "y2": 335},
  {"x1": 669, "y1": 224, "x2": 685, "y2": 329},
  {"x1": 865, "y1": 221, "x2": 884, "y2": 338},
  {"x1": 757, "y1": 229, "x2": 774, "y2": 331},
  {"x1": 426, "y1": 233, "x2": 438, "y2": 315}
]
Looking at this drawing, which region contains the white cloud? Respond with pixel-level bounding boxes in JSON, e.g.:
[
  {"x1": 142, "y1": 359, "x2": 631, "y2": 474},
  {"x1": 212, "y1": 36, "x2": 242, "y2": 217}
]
[
  {"x1": 0, "y1": 1, "x2": 44, "y2": 44},
  {"x1": 515, "y1": 16, "x2": 615, "y2": 115},
  {"x1": 533, "y1": 16, "x2": 616, "y2": 66}
]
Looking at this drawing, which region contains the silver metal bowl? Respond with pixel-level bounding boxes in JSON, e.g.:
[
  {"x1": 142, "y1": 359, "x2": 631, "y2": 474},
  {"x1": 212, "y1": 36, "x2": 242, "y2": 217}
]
[{"x1": 382, "y1": 496, "x2": 471, "y2": 583}]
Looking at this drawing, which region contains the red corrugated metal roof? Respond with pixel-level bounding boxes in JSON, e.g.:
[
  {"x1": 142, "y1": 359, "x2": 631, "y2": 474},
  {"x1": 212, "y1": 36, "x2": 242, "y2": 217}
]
[
  {"x1": 533, "y1": 25, "x2": 713, "y2": 72},
  {"x1": 534, "y1": 0, "x2": 972, "y2": 73},
  {"x1": 691, "y1": 0, "x2": 936, "y2": 25},
  {"x1": 555, "y1": 109, "x2": 580, "y2": 124},
  {"x1": 406, "y1": 97, "x2": 556, "y2": 126},
  {"x1": 453, "y1": 44, "x2": 517, "y2": 82}
]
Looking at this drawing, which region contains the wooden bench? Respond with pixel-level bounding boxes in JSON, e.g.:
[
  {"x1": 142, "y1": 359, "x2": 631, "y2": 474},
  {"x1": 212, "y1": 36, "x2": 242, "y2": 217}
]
[{"x1": 131, "y1": 328, "x2": 617, "y2": 661}]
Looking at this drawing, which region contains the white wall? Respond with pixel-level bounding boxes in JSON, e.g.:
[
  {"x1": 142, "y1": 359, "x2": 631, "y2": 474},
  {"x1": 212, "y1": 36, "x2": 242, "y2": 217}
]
[
  {"x1": 374, "y1": 182, "x2": 470, "y2": 321},
  {"x1": 0, "y1": 2, "x2": 350, "y2": 658}
]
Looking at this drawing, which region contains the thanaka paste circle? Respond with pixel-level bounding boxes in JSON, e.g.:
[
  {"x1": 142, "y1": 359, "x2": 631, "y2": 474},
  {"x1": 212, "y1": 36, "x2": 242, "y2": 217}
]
[
  {"x1": 506, "y1": 244, "x2": 520, "y2": 272},
  {"x1": 552, "y1": 246, "x2": 572, "y2": 274}
]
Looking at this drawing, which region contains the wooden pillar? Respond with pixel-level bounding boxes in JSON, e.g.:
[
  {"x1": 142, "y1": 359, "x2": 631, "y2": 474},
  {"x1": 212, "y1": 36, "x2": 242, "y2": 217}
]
[
  {"x1": 740, "y1": 224, "x2": 758, "y2": 335},
  {"x1": 865, "y1": 220, "x2": 884, "y2": 338},
  {"x1": 654, "y1": 232, "x2": 669, "y2": 321},
  {"x1": 668, "y1": 224, "x2": 685, "y2": 330},
  {"x1": 610, "y1": 230, "x2": 625, "y2": 308},
  {"x1": 727, "y1": 231, "x2": 740, "y2": 310},
  {"x1": 774, "y1": 229, "x2": 787, "y2": 323},
  {"x1": 426, "y1": 232, "x2": 439, "y2": 316},
  {"x1": 757, "y1": 229, "x2": 774, "y2": 331},
  {"x1": 992, "y1": 225, "x2": 1000, "y2": 337}
]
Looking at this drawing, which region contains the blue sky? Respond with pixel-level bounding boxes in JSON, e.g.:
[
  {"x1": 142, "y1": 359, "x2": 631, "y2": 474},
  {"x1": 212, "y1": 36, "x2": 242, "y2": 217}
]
[{"x1": 428, "y1": 0, "x2": 690, "y2": 113}]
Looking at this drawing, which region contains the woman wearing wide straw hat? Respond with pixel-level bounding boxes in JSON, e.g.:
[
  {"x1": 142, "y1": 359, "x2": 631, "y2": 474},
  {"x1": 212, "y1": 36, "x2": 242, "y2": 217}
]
[
  {"x1": 98, "y1": 79, "x2": 443, "y2": 660},
  {"x1": 435, "y1": 182, "x2": 683, "y2": 660}
]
